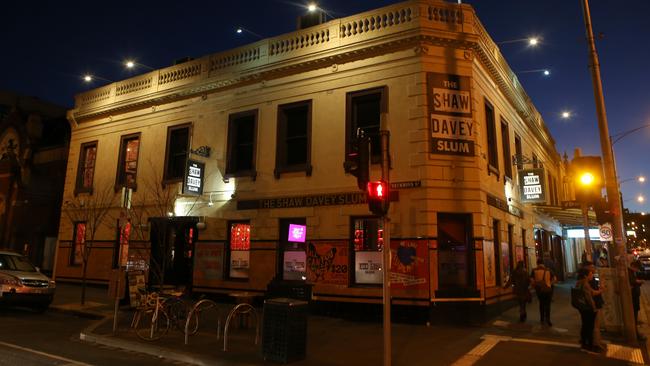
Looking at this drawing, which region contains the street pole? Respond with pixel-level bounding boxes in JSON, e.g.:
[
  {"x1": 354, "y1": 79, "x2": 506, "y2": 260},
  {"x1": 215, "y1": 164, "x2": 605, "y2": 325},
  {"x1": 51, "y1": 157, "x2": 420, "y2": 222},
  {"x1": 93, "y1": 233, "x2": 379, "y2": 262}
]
[
  {"x1": 581, "y1": 203, "x2": 593, "y2": 259},
  {"x1": 580, "y1": 0, "x2": 636, "y2": 343},
  {"x1": 380, "y1": 130, "x2": 391, "y2": 366}
]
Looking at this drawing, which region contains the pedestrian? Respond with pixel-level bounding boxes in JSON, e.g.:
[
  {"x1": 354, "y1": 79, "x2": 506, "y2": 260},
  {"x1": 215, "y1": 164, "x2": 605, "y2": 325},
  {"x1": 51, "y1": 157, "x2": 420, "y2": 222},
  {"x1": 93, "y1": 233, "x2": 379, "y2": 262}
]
[
  {"x1": 576, "y1": 267, "x2": 600, "y2": 353},
  {"x1": 629, "y1": 260, "x2": 647, "y2": 341},
  {"x1": 504, "y1": 260, "x2": 531, "y2": 322},
  {"x1": 583, "y1": 261, "x2": 606, "y2": 350},
  {"x1": 531, "y1": 258, "x2": 556, "y2": 326}
]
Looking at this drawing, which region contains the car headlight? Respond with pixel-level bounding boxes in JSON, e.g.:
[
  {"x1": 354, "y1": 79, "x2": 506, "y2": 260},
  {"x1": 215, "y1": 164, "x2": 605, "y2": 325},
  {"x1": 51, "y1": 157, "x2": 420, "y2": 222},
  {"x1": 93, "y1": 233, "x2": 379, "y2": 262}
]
[
  {"x1": 49, "y1": 280, "x2": 56, "y2": 288},
  {"x1": 0, "y1": 276, "x2": 22, "y2": 286}
]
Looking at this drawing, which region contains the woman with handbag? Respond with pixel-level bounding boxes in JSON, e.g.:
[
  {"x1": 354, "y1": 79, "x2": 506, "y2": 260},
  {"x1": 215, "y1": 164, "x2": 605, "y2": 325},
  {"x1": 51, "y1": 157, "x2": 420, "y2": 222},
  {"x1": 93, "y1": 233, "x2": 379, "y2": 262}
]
[
  {"x1": 576, "y1": 267, "x2": 600, "y2": 353},
  {"x1": 505, "y1": 261, "x2": 531, "y2": 322}
]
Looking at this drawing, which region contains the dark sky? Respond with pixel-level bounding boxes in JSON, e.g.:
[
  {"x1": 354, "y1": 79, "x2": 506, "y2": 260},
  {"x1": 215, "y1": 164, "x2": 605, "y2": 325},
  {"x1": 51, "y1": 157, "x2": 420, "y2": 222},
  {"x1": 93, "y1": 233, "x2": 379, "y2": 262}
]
[{"x1": 1, "y1": 0, "x2": 648, "y2": 212}]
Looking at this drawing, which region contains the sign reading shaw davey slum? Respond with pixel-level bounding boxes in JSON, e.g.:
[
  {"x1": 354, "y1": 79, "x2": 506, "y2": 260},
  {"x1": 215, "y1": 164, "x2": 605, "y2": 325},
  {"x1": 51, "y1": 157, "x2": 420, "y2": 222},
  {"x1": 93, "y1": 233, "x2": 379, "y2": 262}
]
[
  {"x1": 427, "y1": 73, "x2": 475, "y2": 156},
  {"x1": 518, "y1": 168, "x2": 546, "y2": 203},
  {"x1": 183, "y1": 160, "x2": 205, "y2": 196}
]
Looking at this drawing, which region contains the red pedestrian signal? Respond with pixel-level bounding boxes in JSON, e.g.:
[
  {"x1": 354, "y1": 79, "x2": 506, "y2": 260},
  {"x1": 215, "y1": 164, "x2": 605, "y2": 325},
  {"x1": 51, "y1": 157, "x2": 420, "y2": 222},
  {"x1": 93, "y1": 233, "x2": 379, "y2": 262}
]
[{"x1": 367, "y1": 180, "x2": 390, "y2": 216}]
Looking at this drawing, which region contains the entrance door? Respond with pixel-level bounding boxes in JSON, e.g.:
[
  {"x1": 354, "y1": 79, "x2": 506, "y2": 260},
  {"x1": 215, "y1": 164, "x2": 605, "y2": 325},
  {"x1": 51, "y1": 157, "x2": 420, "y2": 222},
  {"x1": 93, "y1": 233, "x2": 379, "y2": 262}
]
[
  {"x1": 149, "y1": 217, "x2": 198, "y2": 288},
  {"x1": 437, "y1": 213, "x2": 475, "y2": 294}
]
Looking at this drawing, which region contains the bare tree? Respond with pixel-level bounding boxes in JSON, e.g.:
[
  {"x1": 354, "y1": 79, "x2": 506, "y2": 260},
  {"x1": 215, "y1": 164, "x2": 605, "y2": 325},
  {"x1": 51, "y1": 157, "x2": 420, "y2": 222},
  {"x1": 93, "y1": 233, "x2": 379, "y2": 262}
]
[{"x1": 63, "y1": 183, "x2": 116, "y2": 305}]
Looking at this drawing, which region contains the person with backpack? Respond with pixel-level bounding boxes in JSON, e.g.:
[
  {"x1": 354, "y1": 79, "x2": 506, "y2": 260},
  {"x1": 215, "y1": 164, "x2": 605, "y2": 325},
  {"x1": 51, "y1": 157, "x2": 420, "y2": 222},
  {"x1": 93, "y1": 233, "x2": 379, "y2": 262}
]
[
  {"x1": 576, "y1": 267, "x2": 600, "y2": 353},
  {"x1": 531, "y1": 258, "x2": 555, "y2": 326},
  {"x1": 504, "y1": 260, "x2": 531, "y2": 322},
  {"x1": 583, "y1": 261, "x2": 606, "y2": 350}
]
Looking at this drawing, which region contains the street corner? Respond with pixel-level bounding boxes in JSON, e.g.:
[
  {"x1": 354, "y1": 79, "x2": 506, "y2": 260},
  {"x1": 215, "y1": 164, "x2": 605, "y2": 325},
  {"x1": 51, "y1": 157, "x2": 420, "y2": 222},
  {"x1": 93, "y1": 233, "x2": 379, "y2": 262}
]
[{"x1": 49, "y1": 302, "x2": 108, "y2": 319}]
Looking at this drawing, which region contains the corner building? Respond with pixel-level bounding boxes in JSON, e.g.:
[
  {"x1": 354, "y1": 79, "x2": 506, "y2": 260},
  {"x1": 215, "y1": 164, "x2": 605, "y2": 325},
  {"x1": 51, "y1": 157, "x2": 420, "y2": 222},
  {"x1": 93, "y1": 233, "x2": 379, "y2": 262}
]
[{"x1": 54, "y1": 0, "x2": 572, "y2": 315}]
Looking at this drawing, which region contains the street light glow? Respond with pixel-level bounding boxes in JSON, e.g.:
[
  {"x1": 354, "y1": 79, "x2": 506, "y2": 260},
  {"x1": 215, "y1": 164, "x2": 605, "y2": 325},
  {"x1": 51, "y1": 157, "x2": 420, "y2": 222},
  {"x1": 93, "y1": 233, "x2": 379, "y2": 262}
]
[
  {"x1": 125, "y1": 60, "x2": 135, "y2": 69},
  {"x1": 543, "y1": 69, "x2": 550, "y2": 76},
  {"x1": 640, "y1": 176, "x2": 646, "y2": 183},
  {"x1": 561, "y1": 111, "x2": 572, "y2": 119},
  {"x1": 83, "y1": 75, "x2": 92, "y2": 82},
  {"x1": 529, "y1": 37, "x2": 539, "y2": 46},
  {"x1": 580, "y1": 172, "x2": 595, "y2": 186},
  {"x1": 638, "y1": 195, "x2": 645, "y2": 203},
  {"x1": 308, "y1": 3, "x2": 317, "y2": 12},
  {"x1": 236, "y1": 28, "x2": 242, "y2": 34}
]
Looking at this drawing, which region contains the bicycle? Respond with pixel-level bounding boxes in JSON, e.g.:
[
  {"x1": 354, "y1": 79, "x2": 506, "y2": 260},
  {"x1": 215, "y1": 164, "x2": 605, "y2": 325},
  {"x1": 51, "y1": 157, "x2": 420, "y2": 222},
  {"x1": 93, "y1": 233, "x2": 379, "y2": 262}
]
[
  {"x1": 160, "y1": 290, "x2": 199, "y2": 335},
  {"x1": 131, "y1": 290, "x2": 170, "y2": 341}
]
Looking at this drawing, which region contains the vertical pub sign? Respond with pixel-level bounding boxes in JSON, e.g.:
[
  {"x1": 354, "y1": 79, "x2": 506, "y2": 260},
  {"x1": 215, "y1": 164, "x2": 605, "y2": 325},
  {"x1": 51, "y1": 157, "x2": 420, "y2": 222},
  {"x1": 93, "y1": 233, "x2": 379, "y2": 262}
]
[
  {"x1": 518, "y1": 168, "x2": 546, "y2": 203},
  {"x1": 427, "y1": 73, "x2": 475, "y2": 156},
  {"x1": 183, "y1": 160, "x2": 205, "y2": 196}
]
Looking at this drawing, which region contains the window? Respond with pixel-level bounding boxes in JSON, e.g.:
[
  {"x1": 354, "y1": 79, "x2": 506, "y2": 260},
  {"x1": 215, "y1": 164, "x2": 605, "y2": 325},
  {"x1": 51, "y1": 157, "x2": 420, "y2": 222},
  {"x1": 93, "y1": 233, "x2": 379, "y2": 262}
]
[
  {"x1": 70, "y1": 222, "x2": 86, "y2": 266},
  {"x1": 437, "y1": 213, "x2": 474, "y2": 290},
  {"x1": 485, "y1": 100, "x2": 498, "y2": 173},
  {"x1": 116, "y1": 133, "x2": 140, "y2": 189},
  {"x1": 75, "y1": 141, "x2": 97, "y2": 194},
  {"x1": 501, "y1": 119, "x2": 512, "y2": 179},
  {"x1": 226, "y1": 110, "x2": 257, "y2": 178},
  {"x1": 275, "y1": 101, "x2": 312, "y2": 178},
  {"x1": 507, "y1": 224, "x2": 514, "y2": 275},
  {"x1": 351, "y1": 217, "x2": 384, "y2": 285},
  {"x1": 514, "y1": 134, "x2": 523, "y2": 171},
  {"x1": 346, "y1": 87, "x2": 387, "y2": 163},
  {"x1": 226, "y1": 221, "x2": 250, "y2": 279},
  {"x1": 163, "y1": 124, "x2": 190, "y2": 182}
]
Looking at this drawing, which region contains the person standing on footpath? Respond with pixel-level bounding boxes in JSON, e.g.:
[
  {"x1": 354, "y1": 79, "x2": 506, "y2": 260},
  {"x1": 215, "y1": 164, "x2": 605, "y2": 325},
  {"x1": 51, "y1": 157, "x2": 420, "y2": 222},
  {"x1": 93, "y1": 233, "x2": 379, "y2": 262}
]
[
  {"x1": 504, "y1": 261, "x2": 531, "y2": 322},
  {"x1": 576, "y1": 267, "x2": 600, "y2": 353},
  {"x1": 531, "y1": 258, "x2": 556, "y2": 326},
  {"x1": 584, "y1": 261, "x2": 606, "y2": 350},
  {"x1": 629, "y1": 260, "x2": 647, "y2": 341}
]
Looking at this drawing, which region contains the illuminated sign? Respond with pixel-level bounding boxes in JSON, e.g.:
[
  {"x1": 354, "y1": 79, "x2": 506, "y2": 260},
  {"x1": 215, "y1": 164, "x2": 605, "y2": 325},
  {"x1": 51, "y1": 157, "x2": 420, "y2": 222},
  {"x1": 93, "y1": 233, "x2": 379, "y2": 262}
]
[
  {"x1": 427, "y1": 73, "x2": 476, "y2": 157},
  {"x1": 518, "y1": 168, "x2": 546, "y2": 203},
  {"x1": 288, "y1": 224, "x2": 307, "y2": 243},
  {"x1": 183, "y1": 160, "x2": 204, "y2": 196}
]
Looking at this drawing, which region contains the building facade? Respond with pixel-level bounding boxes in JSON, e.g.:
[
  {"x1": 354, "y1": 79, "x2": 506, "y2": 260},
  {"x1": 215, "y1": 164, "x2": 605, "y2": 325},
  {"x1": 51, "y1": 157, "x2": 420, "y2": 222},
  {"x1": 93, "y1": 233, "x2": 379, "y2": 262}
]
[{"x1": 54, "y1": 0, "x2": 573, "y2": 309}]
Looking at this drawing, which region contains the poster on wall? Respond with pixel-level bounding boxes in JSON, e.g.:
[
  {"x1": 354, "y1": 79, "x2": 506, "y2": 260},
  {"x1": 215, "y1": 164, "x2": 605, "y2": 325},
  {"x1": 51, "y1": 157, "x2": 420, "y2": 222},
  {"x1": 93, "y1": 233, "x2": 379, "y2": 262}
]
[
  {"x1": 283, "y1": 251, "x2": 307, "y2": 280},
  {"x1": 229, "y1": 251, "x2": 250, "y2": 279},
  {"x1": 127, "y1": 270, "x2": 146, "y2": 308},
  {"x1": 390, "y1": 240, "x2": 428, "y2": 290},
  {"x1": 515, "y1": 246, "x2": 524, "y2": 263},
  {"x1": 483, "y1": 240, "x2": 496, "y2": 287},
  {"x1": 427, "y1": 73, "x2": 476, "y2": 156},
  {"x1": 501, "y1": 242, "x2": 511, "y2": 284},
  {"x1": 193, "y1": 242, "x2": 224, "y2": 282},
  {"x1": 306, "y1": 241, "x2": 348, "y2": 285},
  {"x1": 355, "y1": 251, "x2": 383, "y2": 284}
]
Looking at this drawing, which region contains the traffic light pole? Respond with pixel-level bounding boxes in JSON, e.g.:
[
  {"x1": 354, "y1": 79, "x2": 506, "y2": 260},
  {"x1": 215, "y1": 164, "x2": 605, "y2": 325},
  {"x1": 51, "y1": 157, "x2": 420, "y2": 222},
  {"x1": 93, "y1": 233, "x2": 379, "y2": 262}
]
[
  {"x1": 581, "y1": 0, "x2": 636, "y2": 343},
  {"x1": 380, "y1": 130, "x2": 392, "y2": 366}
]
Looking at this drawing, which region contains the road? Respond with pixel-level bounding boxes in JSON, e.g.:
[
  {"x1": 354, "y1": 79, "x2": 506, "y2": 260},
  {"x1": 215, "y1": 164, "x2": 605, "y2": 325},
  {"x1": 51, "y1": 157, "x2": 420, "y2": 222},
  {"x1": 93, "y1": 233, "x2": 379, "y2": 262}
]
[{"x1": 0, "y1": 308, "x2": 184, "y2": 366}]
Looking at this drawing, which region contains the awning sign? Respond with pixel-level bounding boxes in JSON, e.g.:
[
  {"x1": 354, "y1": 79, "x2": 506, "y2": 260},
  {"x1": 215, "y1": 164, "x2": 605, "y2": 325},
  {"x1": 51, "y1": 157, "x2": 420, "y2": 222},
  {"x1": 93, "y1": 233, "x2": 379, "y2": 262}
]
[
  {"x1": 183, "y1": 159, "x2": 204, "y2": 196},
  {"x1": 427, "y1": 73, "x2": 476, "y2": 157},
  {"x1": 519, "y1": 168, "x2": 546, "y2": 203}
]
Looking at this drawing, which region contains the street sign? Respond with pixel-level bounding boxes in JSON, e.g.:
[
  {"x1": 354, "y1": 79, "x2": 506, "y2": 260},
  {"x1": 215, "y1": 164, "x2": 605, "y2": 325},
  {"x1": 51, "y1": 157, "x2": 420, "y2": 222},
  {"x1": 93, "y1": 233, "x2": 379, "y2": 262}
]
[{"x1": 599, "y1": 223, "x2": 613, "y2": 242}]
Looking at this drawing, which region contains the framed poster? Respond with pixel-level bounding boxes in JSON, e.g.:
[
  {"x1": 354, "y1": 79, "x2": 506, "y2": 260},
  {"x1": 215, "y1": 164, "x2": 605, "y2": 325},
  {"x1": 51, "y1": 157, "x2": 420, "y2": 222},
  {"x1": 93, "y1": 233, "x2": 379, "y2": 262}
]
[
  {"x1": 229, "y1": 251, "x2": 250, "y2": 279},
  {"x1": 355, "y1": 251, "x2": 383, "y2": 284},
  {"x1": 390, "y1": 240, "x2": 428, "y2": 290},
  {"x1": 306, "y1": 241, "x2": 348, "y2": 285},
  {"x1": 483, "y1": 240, "x2": 496, "y2": 287},
  {"x1": 283, "y1": 251, "x2": 307, "y2": 280}
]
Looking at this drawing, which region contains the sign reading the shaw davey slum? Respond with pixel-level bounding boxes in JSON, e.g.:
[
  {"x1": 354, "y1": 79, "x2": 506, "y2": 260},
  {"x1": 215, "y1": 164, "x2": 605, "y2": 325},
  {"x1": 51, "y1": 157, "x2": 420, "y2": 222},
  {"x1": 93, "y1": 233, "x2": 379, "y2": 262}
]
[
  {"x1": 183, "y1": 160, "x2": 205, "y2": 196},
  {"x1": 518, "y1": 168, "x2": 546, "y2": 203},
  {"x1": 237, "y1": 191, "x2": 399, "y2": 210},
  {"x1": 427, "y1": 73, "x2": 475, "y2": 156}
]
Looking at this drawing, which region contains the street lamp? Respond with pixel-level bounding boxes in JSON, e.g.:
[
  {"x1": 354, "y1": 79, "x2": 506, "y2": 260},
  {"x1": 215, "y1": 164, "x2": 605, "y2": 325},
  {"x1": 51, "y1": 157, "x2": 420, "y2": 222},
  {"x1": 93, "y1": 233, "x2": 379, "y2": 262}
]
[
  {"x1": 498, "y1": 36, "x2": 541, "y2": 47},
  {"x1": 124, "y1": 60, "x2": 154, "y2": 70},
  {"x1": 517, "y1": 68, "x2": 551, "y2": 76},
  {"x1": 235, "y1": 27, "x2": 263, "y2": 39},
  {"x1": 561, "y1": 111, "x2": 572, "y2": 119},
  {"x1": 620, "y1": 176, "x2": 646, "y2": 184},
  {"x1": 611, "y1": 123, "x2": 650, "y2": 145},
  {"x1": 82, "y1": 74, "x2": 113, "y2": 83},
  {"x1": 307, "y1": 3, "x2": 318, "y2": 12}
]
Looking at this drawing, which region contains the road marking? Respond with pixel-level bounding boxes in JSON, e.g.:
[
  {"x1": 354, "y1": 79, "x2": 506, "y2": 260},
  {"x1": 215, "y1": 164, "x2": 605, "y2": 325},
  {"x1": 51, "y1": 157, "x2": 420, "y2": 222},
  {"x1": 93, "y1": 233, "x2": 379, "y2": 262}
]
[
  {"x1": 0, "y1": 340, "x2": 93, "y2": 366},
  {"x1": 450, "y1": 337, "x2": 501, "y2": 366}
]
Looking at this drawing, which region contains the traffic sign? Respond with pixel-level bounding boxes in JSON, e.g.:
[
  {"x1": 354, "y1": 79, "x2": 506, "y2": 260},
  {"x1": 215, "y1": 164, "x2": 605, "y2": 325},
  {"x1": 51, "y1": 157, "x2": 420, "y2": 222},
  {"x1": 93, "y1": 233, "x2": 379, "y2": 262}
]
[{"x1": 599, "y1": 223, "x2": 613, "y2": 241}]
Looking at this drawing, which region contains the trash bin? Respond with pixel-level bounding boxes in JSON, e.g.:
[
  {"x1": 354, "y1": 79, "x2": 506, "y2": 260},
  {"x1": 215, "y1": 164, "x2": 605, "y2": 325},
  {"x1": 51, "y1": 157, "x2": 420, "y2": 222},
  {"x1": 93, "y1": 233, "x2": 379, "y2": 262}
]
[
  {"x1": 266, "y1": 279, "x2": 313, "y2": 302},
  {"x1": 262, "y1": 298, "x2": 309, "y2": 363}
]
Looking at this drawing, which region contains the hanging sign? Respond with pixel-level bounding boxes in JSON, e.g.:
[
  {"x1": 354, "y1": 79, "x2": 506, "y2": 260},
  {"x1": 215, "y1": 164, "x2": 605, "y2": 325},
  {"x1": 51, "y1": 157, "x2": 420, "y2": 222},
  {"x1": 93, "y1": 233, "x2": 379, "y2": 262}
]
[
  {"x1": 518, "y1": 168, "x2": 546, "y2": 203},
  {"x1": 183, "y1": 160, "x2": 204, "y2": 195},
  {"x1": 427, "y1": 73, "x2": 475, "y2": 156}
]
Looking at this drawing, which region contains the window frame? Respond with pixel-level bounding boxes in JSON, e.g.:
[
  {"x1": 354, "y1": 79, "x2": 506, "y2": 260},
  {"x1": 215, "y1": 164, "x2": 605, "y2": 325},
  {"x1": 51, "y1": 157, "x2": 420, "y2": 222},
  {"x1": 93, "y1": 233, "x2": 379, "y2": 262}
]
[
  {"x1": 484, "y1": 99, "x2": 499, "y2": 176},
  {"x1": 345, "y1": 86, "x2": 388, "y2": 164},
  {"x1": 225, "y1": 110, "x2": 258, "y2": 180},
  {"x1": 115, "y1": 132, "x2": 141, "y2": 191},
  {"x1": 275, "y1": 101, "x2": 313, "y2": 178},
  {"x1": 163, "y1": 123, "x2": 191, "y2": 184},
  {"x1": 70, "y1": 221, "x2": 86, "y2": 266},
  {"x1": 500, "y1": 118, "x2": 512, "y2": 180},
  {"x1": 75, "y1": 141, "x2": 98, "y2": 195}
]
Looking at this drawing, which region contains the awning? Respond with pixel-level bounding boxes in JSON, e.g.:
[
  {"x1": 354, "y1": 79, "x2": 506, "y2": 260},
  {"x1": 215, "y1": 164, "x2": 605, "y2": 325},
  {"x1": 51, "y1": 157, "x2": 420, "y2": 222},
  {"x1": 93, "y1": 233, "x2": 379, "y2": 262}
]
[{"x1": 532, "y1": 204, "x2": 597, "y2": 227}]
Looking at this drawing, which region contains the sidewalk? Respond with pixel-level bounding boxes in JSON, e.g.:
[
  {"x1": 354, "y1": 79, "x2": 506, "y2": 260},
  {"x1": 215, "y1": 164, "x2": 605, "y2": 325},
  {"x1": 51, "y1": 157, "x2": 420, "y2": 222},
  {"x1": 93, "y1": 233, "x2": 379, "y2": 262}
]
[{"x1": 49, "y1": 282, "x2": 648, "y2": 365}]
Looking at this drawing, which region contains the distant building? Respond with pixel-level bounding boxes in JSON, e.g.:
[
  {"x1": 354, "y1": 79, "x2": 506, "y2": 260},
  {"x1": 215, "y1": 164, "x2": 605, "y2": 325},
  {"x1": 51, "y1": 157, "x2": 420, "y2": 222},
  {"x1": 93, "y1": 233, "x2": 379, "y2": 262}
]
[
  {"x1": 0, "y1": 90, "x2": 69, "y2": 271},
  {"x1": 54, "y1": 0, "x2": 581, "y2": 315}
]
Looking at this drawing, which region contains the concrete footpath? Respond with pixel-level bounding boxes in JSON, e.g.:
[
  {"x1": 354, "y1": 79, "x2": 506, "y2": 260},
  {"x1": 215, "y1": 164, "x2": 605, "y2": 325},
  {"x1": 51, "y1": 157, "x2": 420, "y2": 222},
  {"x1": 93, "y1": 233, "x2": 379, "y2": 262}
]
[{"x1": 49, "y1": 282, "x2": 649, "y2": 365}]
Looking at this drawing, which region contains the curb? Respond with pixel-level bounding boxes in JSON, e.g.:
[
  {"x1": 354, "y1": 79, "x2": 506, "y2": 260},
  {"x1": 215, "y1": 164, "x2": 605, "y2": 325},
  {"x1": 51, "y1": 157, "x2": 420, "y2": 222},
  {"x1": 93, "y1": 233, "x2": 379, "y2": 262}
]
[{"x1": 49, "y1": 305, "x2": 108, "y2": 320}]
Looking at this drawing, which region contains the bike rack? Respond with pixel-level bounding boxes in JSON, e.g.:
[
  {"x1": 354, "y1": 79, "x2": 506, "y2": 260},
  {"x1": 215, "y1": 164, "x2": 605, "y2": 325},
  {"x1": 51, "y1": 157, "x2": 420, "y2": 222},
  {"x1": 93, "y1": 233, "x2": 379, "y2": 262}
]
[
  {"x1": 223, "y1": 303, "x2": 260, "y2": 351},
  {"x1": 184, "y1": 299, "x2": 223, "y2": 345}
]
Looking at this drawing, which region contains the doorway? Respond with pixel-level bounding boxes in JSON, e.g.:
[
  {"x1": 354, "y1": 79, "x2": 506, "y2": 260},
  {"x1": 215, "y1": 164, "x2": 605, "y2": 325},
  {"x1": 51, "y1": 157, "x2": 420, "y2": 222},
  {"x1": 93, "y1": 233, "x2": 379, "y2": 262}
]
[
  {"x1": 436, "y1": 213, "x2": 475, "y2": 296},
  {"x1": 149, "y1": 217, "x2": 198, "y2": 288}
]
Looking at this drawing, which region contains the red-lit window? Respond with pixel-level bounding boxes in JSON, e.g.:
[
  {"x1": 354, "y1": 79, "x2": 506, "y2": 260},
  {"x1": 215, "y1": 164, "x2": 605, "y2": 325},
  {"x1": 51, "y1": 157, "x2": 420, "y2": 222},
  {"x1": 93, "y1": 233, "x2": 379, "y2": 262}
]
[
  {"x1": 116, "y1": 134, "x2": 140, "y2": 189},
  {"x1": 71, "y1": 222, "x2": 86, "y2": 265},
  {"x1": 228, "y1": 222, "x2": 251, "y2": 279},
  {"x1": 75, "y1": 142, "x2": 97, "y2": 194}
]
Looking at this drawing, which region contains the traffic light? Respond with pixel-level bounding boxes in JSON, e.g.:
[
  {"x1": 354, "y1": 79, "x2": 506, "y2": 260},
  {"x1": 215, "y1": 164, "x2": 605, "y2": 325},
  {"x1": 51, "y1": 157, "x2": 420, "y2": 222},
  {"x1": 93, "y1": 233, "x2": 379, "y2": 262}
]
[
  {"x1": 593, "y1": 198, "x2": 614, "y2": 225},
  {"x1": 571, "y1": 156, "x2": 604, "y2": 205},
  {"x1": 367, "y1": 180, "x2": 390, "y2": 216},
  {"x1": 343, "y1": 134, "x2": 370, "y2": 191}
]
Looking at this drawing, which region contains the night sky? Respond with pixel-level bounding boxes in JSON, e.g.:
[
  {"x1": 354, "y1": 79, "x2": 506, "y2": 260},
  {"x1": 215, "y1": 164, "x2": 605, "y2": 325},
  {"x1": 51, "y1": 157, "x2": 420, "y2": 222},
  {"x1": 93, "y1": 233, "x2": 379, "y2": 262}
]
[{"x1": 1, "y1": 0, "x2": 648, "y2": 212}]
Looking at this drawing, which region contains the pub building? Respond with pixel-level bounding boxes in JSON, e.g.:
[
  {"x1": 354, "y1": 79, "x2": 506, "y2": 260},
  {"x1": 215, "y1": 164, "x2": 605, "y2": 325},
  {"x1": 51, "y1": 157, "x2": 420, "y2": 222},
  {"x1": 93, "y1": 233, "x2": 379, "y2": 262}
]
[{"x1": 53, "y1": 0, "x2": 583, "y2": 317}]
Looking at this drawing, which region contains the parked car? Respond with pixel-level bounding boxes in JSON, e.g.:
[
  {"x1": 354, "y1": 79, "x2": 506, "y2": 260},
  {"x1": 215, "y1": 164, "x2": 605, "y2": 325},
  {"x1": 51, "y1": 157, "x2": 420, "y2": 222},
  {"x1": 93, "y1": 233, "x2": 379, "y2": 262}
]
[
  {"x1": 637, "y1": 254, "x2": 650, "y2": 279},
  {"x1": 0, "y1": 250, "x2": 55, "y2": 311}
]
